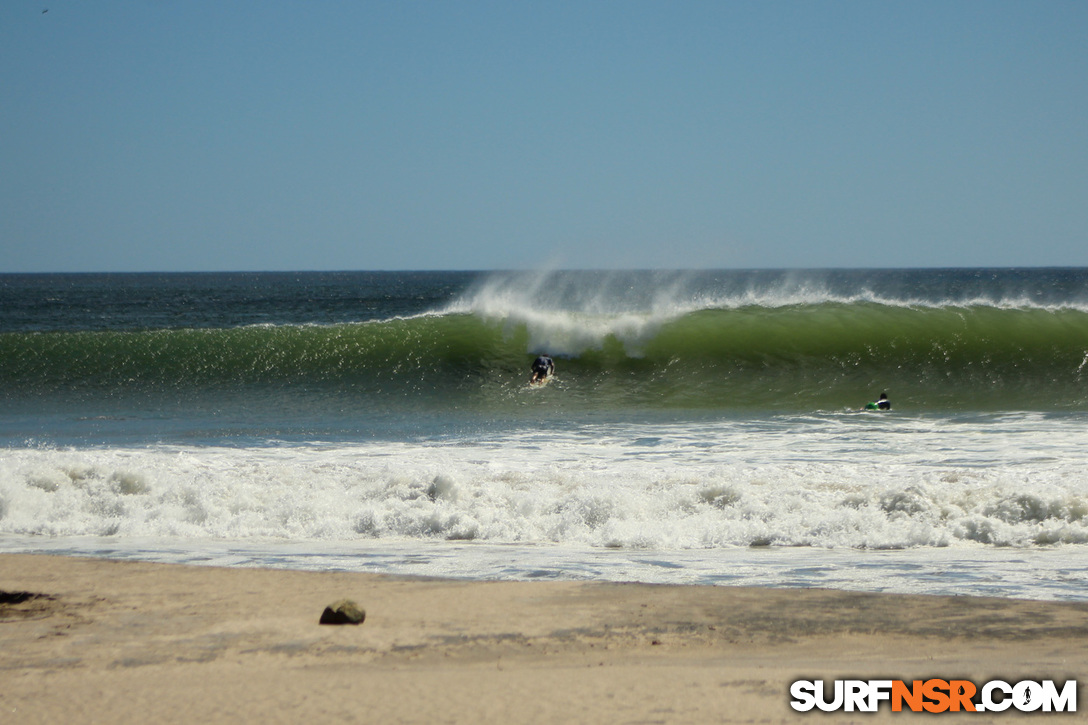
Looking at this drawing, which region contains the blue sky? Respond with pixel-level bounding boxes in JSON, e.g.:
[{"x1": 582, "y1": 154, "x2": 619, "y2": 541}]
[{"x1": 2, "y1": 1, "x2": 1086, "y2": 272}]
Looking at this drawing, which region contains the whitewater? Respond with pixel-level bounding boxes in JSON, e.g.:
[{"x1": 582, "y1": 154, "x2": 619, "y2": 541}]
[{"x1": 2, "y1": 269, "x2": 1087, "y2": 600}]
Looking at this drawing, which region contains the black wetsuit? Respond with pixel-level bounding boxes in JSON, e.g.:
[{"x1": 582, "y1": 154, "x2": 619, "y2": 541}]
[{"x1": 531, "y1": 355, "x2": 554, "y2": 378}]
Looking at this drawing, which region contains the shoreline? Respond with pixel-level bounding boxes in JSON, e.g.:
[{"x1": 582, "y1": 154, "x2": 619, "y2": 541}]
[{"x1": 2, "y1": 553, "x2": 1086, "y2": 723}]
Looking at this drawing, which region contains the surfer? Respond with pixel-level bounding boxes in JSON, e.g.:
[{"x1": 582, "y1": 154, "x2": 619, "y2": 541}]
[
  {"x1": 529, "y1": 353, "x2": 554, "y2": 385},
  {"x1": 864, "y1": 392, "x2": 891, "y2": 411}
]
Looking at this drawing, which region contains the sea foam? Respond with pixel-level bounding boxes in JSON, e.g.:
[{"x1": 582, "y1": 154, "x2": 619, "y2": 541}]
[{"x1": 3, "y1": 414, "x2": 1086, "y2": 550}]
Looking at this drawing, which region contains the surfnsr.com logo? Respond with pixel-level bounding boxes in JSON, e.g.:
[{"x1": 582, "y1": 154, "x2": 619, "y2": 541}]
[{"x1": 790, "y1": 679, "x2": 1077, "y2": 713}]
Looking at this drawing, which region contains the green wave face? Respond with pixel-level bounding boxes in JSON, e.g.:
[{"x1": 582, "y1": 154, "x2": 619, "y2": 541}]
[{"x1": 4, "y1": 300, "x2": 1087, "y2": 413}]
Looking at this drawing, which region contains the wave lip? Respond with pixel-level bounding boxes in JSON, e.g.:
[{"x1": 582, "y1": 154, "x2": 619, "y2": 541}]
[{"x1": 449, "y1": 268, "x2": 1088, "y2": 314}]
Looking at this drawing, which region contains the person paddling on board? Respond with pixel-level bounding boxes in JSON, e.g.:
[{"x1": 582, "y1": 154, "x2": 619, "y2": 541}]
[
  {"x1": 530, "y1": 353, "x2": 554, "y2": 385},
  {"x1": 864, "y1": 392, "x2": 891, "y2": 410}
]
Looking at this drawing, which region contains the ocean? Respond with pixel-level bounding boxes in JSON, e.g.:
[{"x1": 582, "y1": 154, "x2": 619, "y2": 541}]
[{"x1": 2, "y1": 269, "x2": 1087, "y2": 600}]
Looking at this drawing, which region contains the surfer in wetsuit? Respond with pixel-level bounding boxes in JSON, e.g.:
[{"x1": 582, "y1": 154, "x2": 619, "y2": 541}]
[
  {"x1": 864, "y1": 392, "x2": 891, "y2": 410},
  {"x1": 530, "y1": 354, "x2": 554, "y2": 384}
]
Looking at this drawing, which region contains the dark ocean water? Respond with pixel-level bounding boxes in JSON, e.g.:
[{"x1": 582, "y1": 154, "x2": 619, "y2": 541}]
[{"x1": 2, "y1": 269, "x2": 1087, "y2": 599}]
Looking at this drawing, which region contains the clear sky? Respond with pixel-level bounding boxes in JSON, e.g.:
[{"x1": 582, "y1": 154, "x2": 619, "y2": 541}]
[{"x1": 2, "y1": 1, "x2": 1086, "y2": 272}]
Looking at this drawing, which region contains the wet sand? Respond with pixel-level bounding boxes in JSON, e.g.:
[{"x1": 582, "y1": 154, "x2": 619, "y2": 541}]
[{"x1": 1, "y1": 553, "x2": 1085, "y2": 723}]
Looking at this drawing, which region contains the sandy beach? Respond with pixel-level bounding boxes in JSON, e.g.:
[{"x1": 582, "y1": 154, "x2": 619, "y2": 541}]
[{"x1": 1, "y1": 553, "x2": 1084, "y2": 723}]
